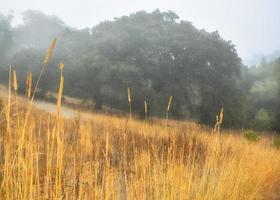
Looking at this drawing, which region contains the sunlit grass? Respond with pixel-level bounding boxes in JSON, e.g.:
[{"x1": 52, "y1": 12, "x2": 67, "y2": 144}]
[{"x1": 1, "y1": 90, "x2": 280, "y2": 199}]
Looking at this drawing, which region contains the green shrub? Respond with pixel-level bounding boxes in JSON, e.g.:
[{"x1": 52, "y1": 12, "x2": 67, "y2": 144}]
[
  {"x1": 273, "y1": 135, "x2": 280, "y2": 149},
  {"x1": 243, "y1": 130, "x2": 261, "y2": 142}
]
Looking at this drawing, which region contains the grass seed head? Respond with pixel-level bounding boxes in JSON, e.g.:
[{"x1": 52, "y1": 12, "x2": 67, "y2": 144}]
[
  {"x1": 13, "y1": 70, "x2": 18, "y2": 91},
  {"x1": 127, "y1": 87, "x2": 131, "y2": 103},
  {"x1": 44, "y1": 38, "x2": 57, "y2": 65},
  {"x1": 167, "y1": 96, "x2": 173, "y2": 111}
]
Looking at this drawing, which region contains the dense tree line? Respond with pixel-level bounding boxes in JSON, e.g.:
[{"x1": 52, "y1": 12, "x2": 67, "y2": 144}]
[
  {"x1": 0, "y1": 10, "x2": 279, "y2": 131},
  {"x1": 240, "y1": 58, "x2": 280, "y2": 131}
]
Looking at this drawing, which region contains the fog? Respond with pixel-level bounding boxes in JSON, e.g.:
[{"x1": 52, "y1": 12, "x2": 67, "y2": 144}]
[
  {"x1": 1, "y1": 0, "x2": 279, "y2": 65},
  {"x1": 1, "y1": 2, "x2": 280, "y2": 197}
]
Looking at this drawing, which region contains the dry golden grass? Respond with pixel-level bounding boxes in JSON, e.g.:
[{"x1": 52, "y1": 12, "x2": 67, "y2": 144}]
[{"x1": 1, "y1": 92, "x2": 280, "y2": 199}]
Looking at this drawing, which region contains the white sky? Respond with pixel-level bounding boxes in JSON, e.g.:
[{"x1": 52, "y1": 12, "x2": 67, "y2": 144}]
[{"x1": 1, "y1": 0, "x2": 279, "y2": 63}]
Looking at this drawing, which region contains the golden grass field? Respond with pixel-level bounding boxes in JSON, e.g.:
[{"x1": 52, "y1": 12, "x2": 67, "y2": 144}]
[
  {"x1": 1, "y1": 86, "x2": 280, "y2": 200},
  {"x1": 1, "y1": 39, "x2": 280, "y2": 199}
]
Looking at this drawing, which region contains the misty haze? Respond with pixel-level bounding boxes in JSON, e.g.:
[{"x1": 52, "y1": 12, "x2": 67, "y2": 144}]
[{"x1": 0, "y1": 1, "x2": 280, "y2": 199}]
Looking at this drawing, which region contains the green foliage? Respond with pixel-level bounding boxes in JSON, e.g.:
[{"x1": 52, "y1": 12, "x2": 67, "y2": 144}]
[
  {"x1": 2, "y1": 10, "x2": 280, "y2": 130},
  {"x1": 69, "y1": 10, "x2": 243, "y2": 124},
  {"x1": 244, "y1": 57, "x2": 280, "y2": 131},
  {"x1": 273, "y1": 58, "x2": 280, "y2": 132},
  {"x1": 243, "y1": 130, "x2": 261, "y2": 142}
]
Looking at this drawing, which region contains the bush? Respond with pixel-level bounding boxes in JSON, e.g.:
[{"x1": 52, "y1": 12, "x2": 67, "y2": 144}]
[
  {"x1": 243, "y1": 130, "x2": 261, "y2": 142},
  {"x1": 273, "y1": 135, "x2": 280, "y2": 149}
]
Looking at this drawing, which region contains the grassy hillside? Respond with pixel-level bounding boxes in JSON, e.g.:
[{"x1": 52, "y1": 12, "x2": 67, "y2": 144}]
[
  {"x1": 1, "y1": 90, "x2": 280, "y2": 199},
  {"x1": 0, "y1": 39, "x2": 280, "y2": 200}
]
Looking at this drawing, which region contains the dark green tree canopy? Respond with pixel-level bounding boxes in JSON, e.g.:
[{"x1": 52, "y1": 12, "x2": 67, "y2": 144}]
[
  {"x1": 72, "y1": 10, "x2": 243, "y2": 126},
  {"x1": 0, "y1": 10, "x2": 259, "y2": 128}
]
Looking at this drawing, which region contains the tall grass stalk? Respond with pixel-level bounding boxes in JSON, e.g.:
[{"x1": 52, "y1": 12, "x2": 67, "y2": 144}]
[
  {"x1": 12, "y1": 70, "x2": 19, "y2": 127},
  {"x1": 144, "y1": 100, "x2": 148, "y2": 122},
  {"x1": 165, "y1": 95, "x2": 173, "y2": 127},
  {"x1": 54, "y1": 62, "x2": 65, "y2": 198},
  {"x1": 214, "y1": 108, "x2": 224, "y2": 133},
  {"x1": 127, "y1": 87, "x2": 132, "y2": 119},
  {"x1": 25, "y1": 72, "x2": 32, "y2": 99},
  {"x1": 23, "y1": 38, "x2": 57, "y2": 131}
]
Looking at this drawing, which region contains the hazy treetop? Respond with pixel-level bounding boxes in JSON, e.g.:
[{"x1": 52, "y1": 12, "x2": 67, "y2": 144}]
[{"x1": 1, "y1": 0, "x2": 279, "y2": 65}]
